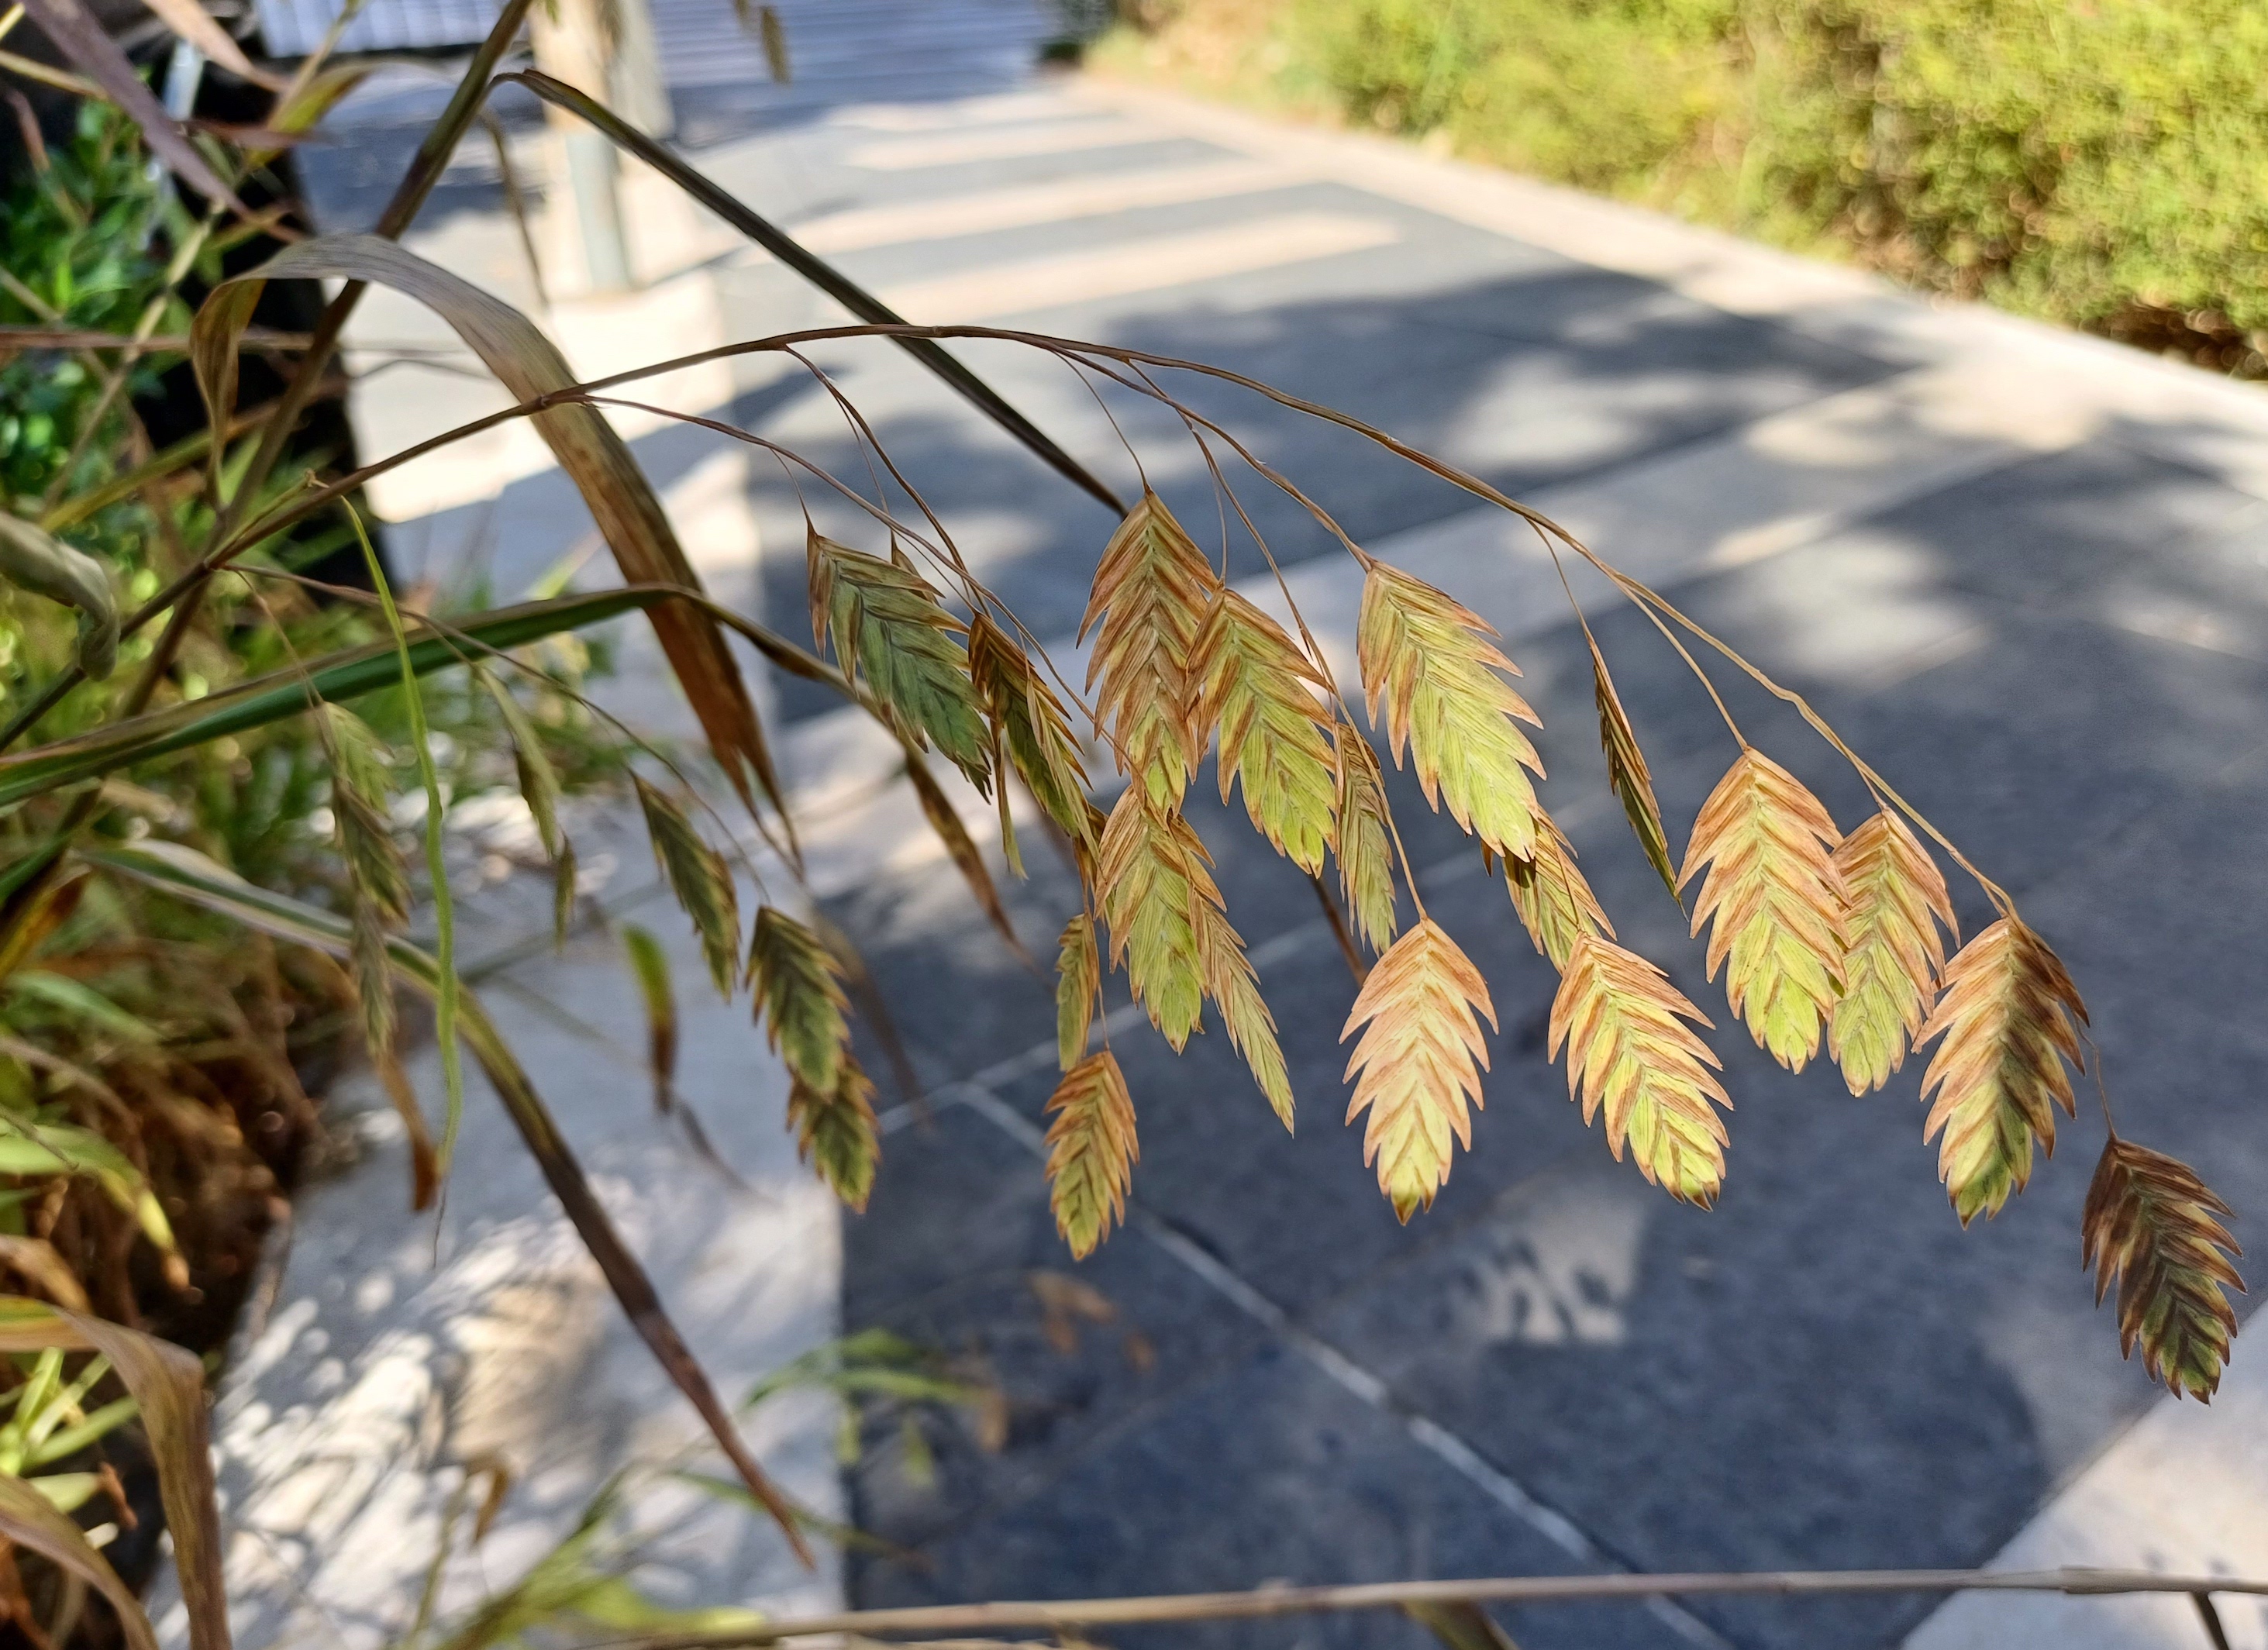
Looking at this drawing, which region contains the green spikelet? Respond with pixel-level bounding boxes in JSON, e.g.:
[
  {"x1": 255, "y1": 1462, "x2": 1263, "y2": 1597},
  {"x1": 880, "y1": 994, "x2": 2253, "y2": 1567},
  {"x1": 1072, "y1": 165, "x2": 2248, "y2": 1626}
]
[
  {"x1": 748, "y1": 905, "x2": 853, "y2": 1094},
  {"x1": 808, "y1": 529, "x2": 991, "y2": 791},
  {"x1": 1356, "y1": 562, "x2": 1544, "y2": 861},
  {"x1": 1193, "y1": 589, "x2": 1336, "y2": 873}
]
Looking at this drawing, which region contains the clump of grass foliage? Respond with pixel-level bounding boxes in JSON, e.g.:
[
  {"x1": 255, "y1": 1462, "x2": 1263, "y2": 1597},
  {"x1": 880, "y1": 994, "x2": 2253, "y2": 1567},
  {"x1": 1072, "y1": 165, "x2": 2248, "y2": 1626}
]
[{"x1": 1098, "y1": 0, "x2": 2268, "y2": 372}]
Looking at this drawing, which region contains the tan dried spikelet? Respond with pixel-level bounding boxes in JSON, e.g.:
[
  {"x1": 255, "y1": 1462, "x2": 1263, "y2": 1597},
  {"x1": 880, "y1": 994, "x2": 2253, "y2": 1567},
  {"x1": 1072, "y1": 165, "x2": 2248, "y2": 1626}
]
[
  {"x1": 1917, "y1": 916, "x2": 2087, "y2": 1224},
  {"x1": 1829, "y1": 808, "x2": 1956, "y2": 1095},
  {"x1": 808, "y1": 529, "x2": 991, "y2": 791},
  {"x1": 1056, "y1": 912, "x2": 1098, "y2": 1071},
  {"x1": 1043, "y1": 1049, "x2": 1139, "y2": 1259},
  {"x1": 1549, "y1": 934, "x2": 1732, "y2": 1206},
  {"x1": 1094, "y1": 789, "x2": 1293, "y2": 1125},
  {"x1": 1679, "y1": 749, "x2": 1847, "y2": 1072},
  {"x1": 1507, "y1": 813, "x2": 1614, "y2": 971},
  {"x1": 1080, "y1": 491, "x2": 1219, "y2": 808},
  {"x1": 1356, "y1": 561, "x2": 1544, "y2": 861},
  {"x1": 788, "y1": 1058, "x2": 879, "y2": 1211},
  {"x1": 2082, "y1": 1136, "x2": 2244, "y2": 1400},
  {"x1": 1590, "y1": 640, "x2": 1678, "y2": 899},
  {"x1": 1332, "y1": 722, "x2": 1399, "y2": 954},
  {"x1": 635, "y1": 776, "x2": 742, "y2": 999},
  {"x1": 1192, "y1": 589, "x2": 1336, "y2": 873},
  {"x1": 747, "y1": 905, "x2": 852, "y2": 1094},
  {"x1": 967, "y1": 613, "x2": 1094, "y2": 859},
  {"x1": 1340, "y1": 919, "x2": 1498, "y2": 1221}
]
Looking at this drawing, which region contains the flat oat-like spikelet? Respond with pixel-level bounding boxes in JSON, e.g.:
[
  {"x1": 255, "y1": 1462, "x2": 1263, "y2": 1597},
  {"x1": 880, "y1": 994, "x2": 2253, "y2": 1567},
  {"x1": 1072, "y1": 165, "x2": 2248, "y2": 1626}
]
[
  {"x1": 808, "y1": 530, "x2": 991, "y2": 791},
  {"x1": 1056, "y1": 912, "x2": 1098, "y2": 1071},
  {"x1": 1679, "y1": 749, "x2": 1847, "y2": 1072},
  {"x1": 1829, "y1": 808, "x2": 1956, "y2": 1095},
  {"x1": 1590, "y1": 639, "x2": 1678, "y2": 898},
  {"x1": 1916, "y1": 916, "x2": 2087, "y2": 1224},
  {"x1": 2082, "y1": 1136, "x2": 2245, "y2": 1400},
  {"x1": 1043, "y1": 1049, "x2": 1139, "y2": 1258},
  {"x1": 1549, "y1": 934, "x2": 1732, "y2": 1206},
  {"x1": 1508, "y1": 813, "x2": 1614, "y2": 971},
  {"x1": 1356, "y1": 562, "x2": 1544, "y2": 860},
  {"x1": 788, "y1": 1059, "x2": 879, "y2": 1211},
  {"x1": 1332, "y1": 722, "x2": 1399, "y2": 954},
  {"x1": 1094, "y1": 789, "x2": 1294, "y2": 1125},
  {"x1": 748, "y1": 905, "x2": 853, "y2": 1094},
  {"x1": 1340, "y1": 919, "x2": 1498, "y2": 1221},
  {"x1": 1194, "y1": 589, "x2": 1336, "y2": 873},
  {"x1": 1081, "y1": 491, "x2": 1219, "y2": 808},
  {"x1": 967, "y1": 613, "x2": 1094, "y2": 857},
  {"x1": 635, "y1": 776, "x2": 743, "y2": 999}
]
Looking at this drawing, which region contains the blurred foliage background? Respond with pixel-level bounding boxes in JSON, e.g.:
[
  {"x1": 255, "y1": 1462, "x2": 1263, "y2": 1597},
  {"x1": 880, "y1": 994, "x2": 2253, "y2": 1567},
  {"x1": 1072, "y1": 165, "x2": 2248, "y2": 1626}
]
[{"x1": 1094, "y1": 0, "x2": 2268, "y2": 374}]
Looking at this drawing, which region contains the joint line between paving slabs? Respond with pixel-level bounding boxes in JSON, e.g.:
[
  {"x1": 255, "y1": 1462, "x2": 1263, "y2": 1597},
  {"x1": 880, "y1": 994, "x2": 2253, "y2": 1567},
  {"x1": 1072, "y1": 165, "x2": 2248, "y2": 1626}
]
[{"x1": 950, "y1": 1082, "x2": 1736, "y2": 1650}]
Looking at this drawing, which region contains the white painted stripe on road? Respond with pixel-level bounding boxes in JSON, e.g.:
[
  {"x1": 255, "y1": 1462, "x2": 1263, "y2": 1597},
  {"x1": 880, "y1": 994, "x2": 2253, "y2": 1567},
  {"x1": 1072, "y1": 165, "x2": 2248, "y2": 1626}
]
[
  {"x1": 846, "y1": 119, "x2": 1171, "y2": 169},
  {"x1": 875, "y1": 210, "x2": 1400, "y2": 320},
  {"x1": 792, "y1": 158, "x2": 1298, "y2": 252}
]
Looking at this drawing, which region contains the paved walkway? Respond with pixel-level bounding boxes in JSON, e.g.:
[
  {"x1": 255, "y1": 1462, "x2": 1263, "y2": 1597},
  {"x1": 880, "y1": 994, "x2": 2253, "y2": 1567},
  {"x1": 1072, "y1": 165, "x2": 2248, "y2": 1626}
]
[{"x1": 264, "y1": 4, "x2": 2268, "y2": 1648}]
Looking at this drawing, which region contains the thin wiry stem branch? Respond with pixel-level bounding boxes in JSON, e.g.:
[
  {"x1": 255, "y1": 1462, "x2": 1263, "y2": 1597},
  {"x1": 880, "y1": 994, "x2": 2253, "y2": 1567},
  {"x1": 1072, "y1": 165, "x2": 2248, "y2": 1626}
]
[{"x1": 597, "y1": 1568, "x2": 2268, "y2": 1648}]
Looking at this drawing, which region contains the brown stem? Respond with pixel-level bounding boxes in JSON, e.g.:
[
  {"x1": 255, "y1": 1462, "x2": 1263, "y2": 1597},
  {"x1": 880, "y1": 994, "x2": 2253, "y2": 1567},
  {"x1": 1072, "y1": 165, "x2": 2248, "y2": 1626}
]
[
  {"x1": 1308, "y1": 872, "x2": 1367, "y2": 985},
  {"x1": 610, "y1": 1570, "x2": 2263, "y2": 1648}
]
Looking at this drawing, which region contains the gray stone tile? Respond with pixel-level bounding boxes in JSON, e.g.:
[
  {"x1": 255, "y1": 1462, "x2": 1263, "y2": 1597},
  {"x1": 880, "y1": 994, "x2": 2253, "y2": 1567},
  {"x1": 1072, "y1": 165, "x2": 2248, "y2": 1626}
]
[
  {"x1": 1309, "y1": 1030, "x2": 2142, "y2": 1650},
  {"x1": 843, "y1": 1107, "x2": 1267, "y2": 1550},
  {"x1": 853, "y1": 1343, "x2": 1696, "y2": 1650}
]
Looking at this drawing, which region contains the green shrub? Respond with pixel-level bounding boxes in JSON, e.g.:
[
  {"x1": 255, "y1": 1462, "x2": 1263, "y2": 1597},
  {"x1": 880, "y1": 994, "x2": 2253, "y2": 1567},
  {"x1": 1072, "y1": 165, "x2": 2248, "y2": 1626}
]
[{"x1": 1190, "y1": 0, "x2": 2268, "y2": 360}]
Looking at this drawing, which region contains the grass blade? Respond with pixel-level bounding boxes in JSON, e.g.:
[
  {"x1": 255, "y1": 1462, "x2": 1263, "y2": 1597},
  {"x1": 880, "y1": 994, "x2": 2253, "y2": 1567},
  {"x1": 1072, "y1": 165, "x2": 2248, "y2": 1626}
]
[
  {"x1": 195, "y1": 239, "x2": 790, "y2": 840},
  {"x1": 0, "y1": 1299, "x2": 229, "y2": 1650},
  {"x1": 0, "y1": 587, "x2": 669, "y2": 809}
]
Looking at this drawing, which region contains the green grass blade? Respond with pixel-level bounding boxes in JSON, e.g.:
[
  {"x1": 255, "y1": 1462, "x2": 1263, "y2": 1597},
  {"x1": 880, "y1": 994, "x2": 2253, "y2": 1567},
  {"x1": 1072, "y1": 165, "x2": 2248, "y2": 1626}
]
[{"x1": 0, "y1": 587, "x2": 668, "y2": 811}]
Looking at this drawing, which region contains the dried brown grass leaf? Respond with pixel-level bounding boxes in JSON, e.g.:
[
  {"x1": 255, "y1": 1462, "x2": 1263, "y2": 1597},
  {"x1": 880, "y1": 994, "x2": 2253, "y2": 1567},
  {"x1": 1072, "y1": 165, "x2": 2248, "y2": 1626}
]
[
  {"x1": 2082, "y1": 1136, "x2": 2244, "y2": 1400},
  {"x1": 1339, "y1": 919, "x2": 1496, "y2": 1221},
  {"x1": 209, "y1": 238, "x2": 786, "y2": 834},
  {"x1": 1829, "y1": 808, "x2": 1956, "y2": 1095},
  {"x1": 1043, "y1": 1050, "x2": 1138, "y2": 1259},
  {"x1": 1356, "y1": 562, "x2": 1543, "y2": 860},
  {"x1": 1916, "y1": 916, "x2": 2087, "y2": 1224},
  {"x1": 1549, "y1": 934, "x2": 1731, "y2": 1207},
  {"x1": 1679, "y1": 749, "x2": 1846, "y2": 1072},
  {"x1": 1080, "y1": 491, "x2": 1218, "y2": 808}
]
